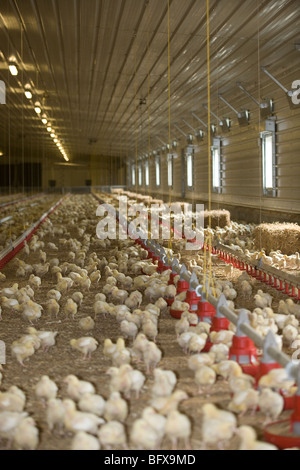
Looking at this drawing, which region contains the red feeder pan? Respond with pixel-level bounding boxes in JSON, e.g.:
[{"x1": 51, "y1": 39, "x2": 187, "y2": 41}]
[
  {"x1": 186, "y1": 290, "x2": 201, "y2": 313},
  {"x1": 284, "y1": 395, "x2": 296, "y2": 411},
  {"x1": 164, "y1": 297, "x2": 174, "y2": 307},
  {"x1": 210, "y1": 316, "x2": 230, "y2": 333},
  {"x1": 168, "y1": 273, "x2": 178, "y2": 286},
  {"x1": 264, "y1": 420, "x2": 300, "y2": 450},
  {"x1": 170, "y1": 309, "x2": 184, "y2": 319},
  {"x1": 177, "y1": 280, "x2": 189, "y2": 294},
  {"x1": 229, "y1": 336, "x2": 258, "y2": 367},
  {"x1": 197, "y1": 301, "x2": 216, "y2": 323},
  {"x1": 255, "y1": 362, "x2": 282, "y2": 385}
]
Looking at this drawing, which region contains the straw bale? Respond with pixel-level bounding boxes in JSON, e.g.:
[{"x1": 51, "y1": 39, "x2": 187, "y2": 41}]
[
  {"x1": 204, "y1": 209, "x2": 231, "y2": 229},
  {"x1": 253, "y1": 223, "x2": 300, "y2": 256}
]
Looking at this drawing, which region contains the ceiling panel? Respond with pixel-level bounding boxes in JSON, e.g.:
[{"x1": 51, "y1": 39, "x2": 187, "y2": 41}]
[{"x1": 0, "y1": 0, "x2": 299, "y2": 162}]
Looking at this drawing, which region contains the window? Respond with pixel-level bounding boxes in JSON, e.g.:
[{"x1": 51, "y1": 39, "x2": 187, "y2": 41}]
[
  {"x1": 167, "y1": 154, "x2": 173, "y2": 187},
  {"x1": 145, "y1": 160, "x2": 150, "y2": 187},
  {"x1": 131, "y1": 165, "x2": 136, "y2": 186},
  {"x1": 155, "y1": 157, "x2": 160, "y2": 186},
  {"x1": 261, "y1": 121, "x2": 276, "y2": 197},
  {"x1": 186, "y1": 150, "x2": 194, "y2": 189},
  {"x1": 212, "y1": 138, "x2": 222, "y2": 192},
  {"x1": 138, "y1": 164, "x2": 142, "y2": 186}
]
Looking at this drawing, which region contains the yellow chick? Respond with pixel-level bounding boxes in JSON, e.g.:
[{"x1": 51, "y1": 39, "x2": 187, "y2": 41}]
[
  {"x1": 237, "y1": 425, "x2": 278, "y2": 450},
  {"x1": 11, "y1": 340, "x2": 35, "y2": 367},
  {"x1": 104, "y1": 392, "x2": 128, "y2": 423},
  {"x1": 210, "y1": 330, "x2": 235, "y2": 346},
  {"x1": 209, "y1": 344, "x2": 229, "y2": 363},
  {"x1": 188, "y1": 334, "x2": 208, "y2": 355},
  {"x1": 78, "y1": 394, "x2": 106, "y2": 417},
  {"x1": 13, "y1": 417, "x2": 39, "y2": 450},
  {"x1": 152, "y1": 369, "x2": 177, "y2": 398},
  {"x1": 45, "y1": 299, "x2": 60, "y2": 318},
  {"x1": 130, "y1": 417, "x2": 162, "y2": 450},
  {"x1": 71, "y1": 432, "x2": 101, "y2": 450},
  {"x1": 72, "y1": 292, "x2": 84, "y2": 307},
  {"x1": 70, "y1": 337, "x2": 98, "y2": 360},
  {"x1": 29, "y1": 274, "x2": 41, "y2": 290},
  {"x1": 1, "y1": 297, "x2": 20, "y2": 312},
  {"x1": 111, "y1": 338, "x2": 131, "y2": 367},
  {"x1": 98, "y1": 421, "x2": 127, "y2": 450},
  {"x1": 201, "y1": 403, "x2": 237, "y2": 450},
  {"x1": 143, "y1": 341, "x2": 162, "y2": 374},
  {"x1": 103, "y1": 339, "x2": 117, "y2": 359},
  {"x1": 79, "y1": 316, "x2": 95, "y2": 332},
  {"x1": 165, "y1": 410, "x2": 191, "y2": 450},
  {"x1": 63, "y1": 399, "x2": 104, "y2": 435},
  {"x1": 64, "y1": 375, "x2": 95, "y2": 401},
  {"x1": 94, "y1": 301, "x2": 111, "y2": 319},
  {"x1": 21, "y1": 300, "x2": 43, "y2": 324},
  {"x1": 188, "y1": 353, "x2": 215, "y2": 372},
  {"x1": 195, "y1": 365, "x2": 217, "y2": 395},
  {"x1": 27, "y1": 328, "x2": 58, "y2": 352},
  {"x1": 212, "y1": 360, "x2": 243, "y2": 380},
  {"x1": 151, "y1": 390, "x2": 188, "y2": 416},
  {"x1": 35, "y1": 376, "x2": 58, "y2": 405},
  {"x1": 228, "y1": 389, "x2": 259, "y2": 416},
  {"x1": 0, "y1": 411, "x2": 28, "y2": 443},
  {"x1": 175, "y1": 316, "x2": 190, "y2": 338},
  {"x1": 46, "y1": 398, "x2": 65, "y2": 432},
  {"x1": 258, "y1": 388, "x2": 284, "y2": 424},
  {"x1": 120, "y1": 320, "x2": 138, "y2": 341},
  {"x1": 258, "y1": 369, "x2": 295, "y2": 395},
  {"x1": 141, "y1": 407, "x2": 166, "y2": 448},
  {"x1": 65, "y1": 299, "x2": 78, "y2": 320},
  {"x1": 228, "y1": 374, "x2": 255, "y2": 394},
  {"x1": 0, "y1": 387, "x2": 26, "y2": 413}
]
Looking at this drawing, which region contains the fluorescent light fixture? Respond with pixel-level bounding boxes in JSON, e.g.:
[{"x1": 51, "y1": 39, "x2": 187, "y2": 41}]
[
  {"x1": 24, "y1": 84, "x2": 32, "y2": 99},
  {"x1": 34, "y1": 102, "x2": 42, "y2": 114},
  {"x1": 9, "y1": 61, "x2": 18, "y2": 76}
]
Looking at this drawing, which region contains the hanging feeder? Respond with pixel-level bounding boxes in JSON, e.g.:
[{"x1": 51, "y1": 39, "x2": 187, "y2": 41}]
[
  {"x1": 229, "y1": 310, "x2": 259, "y2": 377},
  {"x1": 185, "y1": 272, "x2": 202, "y2": 313},
  {"x1": 264, "y1": 366, "x2": 300, "y2": 450}
]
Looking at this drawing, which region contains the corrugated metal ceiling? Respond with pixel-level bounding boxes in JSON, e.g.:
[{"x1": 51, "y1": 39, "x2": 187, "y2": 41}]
[{"x1": 0, "y1": 0, "x2": 299, "y2": 162}]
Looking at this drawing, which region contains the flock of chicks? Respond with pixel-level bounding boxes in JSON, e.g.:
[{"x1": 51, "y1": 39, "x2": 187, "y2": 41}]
[
  {"x1": 0, "y1": 192, "x2": 299, "y2": 450},
  {"x1": 0, "y1": 195, "x2": 59, "y2": 253}
]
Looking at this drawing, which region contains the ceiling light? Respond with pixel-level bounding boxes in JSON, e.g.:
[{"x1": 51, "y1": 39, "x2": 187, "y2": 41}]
[
  {"x1": 64, "y1": 155, "x2": 69, "y2": 162},
  {"x1": 50, "y1": 133, "x2": 56, "y2": 138},
  {"x1": 34, "y1": 102, "x2": 42, "y2": 114},
  {"x1": 41, "y1": 114, "x2": 48, "y2": 125},
  {"x1": 0, "y1": 151, "x2": 4, "y2": 157},
  {"x1": 47, "y1": 127, "x2": 52, "y2": 132},
  {"x1": 54, "y1": 138, "x2": 58, "y2": 143},
  {"x1": 24, "y1": 84, "x2": 32, "y2": 100},
  {"x1": 8, "y1": 60, "x2": 18, "y2": 76}
]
